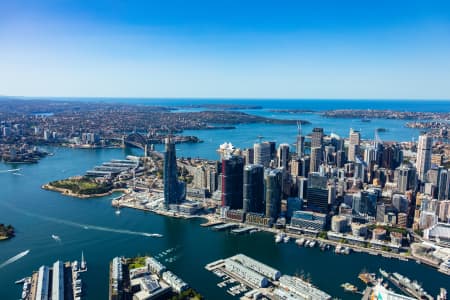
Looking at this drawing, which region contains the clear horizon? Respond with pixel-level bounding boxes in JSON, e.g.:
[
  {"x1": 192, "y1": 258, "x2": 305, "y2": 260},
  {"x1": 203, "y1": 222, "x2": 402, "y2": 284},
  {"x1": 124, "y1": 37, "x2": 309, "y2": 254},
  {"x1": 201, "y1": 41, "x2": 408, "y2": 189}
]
[{"x1": 1, "y1": 1, "x2": 450, "y2": 99}]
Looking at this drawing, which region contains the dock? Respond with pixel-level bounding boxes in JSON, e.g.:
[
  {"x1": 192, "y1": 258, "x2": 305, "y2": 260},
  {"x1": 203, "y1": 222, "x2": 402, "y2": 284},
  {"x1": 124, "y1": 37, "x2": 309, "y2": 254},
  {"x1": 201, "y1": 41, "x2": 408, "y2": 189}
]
[
  {"x1": 212, "y1": 223, "x2": 239, "y2": 231},
  {"x1": 231, "y1": 226, "x2": 257, "y2": 235},
  {"x1": 200, "y1": 220, "x2": 224, "y2": 227}
]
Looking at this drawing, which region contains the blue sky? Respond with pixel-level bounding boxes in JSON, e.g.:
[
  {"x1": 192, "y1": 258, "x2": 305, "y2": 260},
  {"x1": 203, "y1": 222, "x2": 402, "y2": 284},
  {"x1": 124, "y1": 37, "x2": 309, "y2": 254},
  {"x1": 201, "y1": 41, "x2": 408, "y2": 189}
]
[{"x1": 1, "y1": 0, "x2": 450, "y2": 99}]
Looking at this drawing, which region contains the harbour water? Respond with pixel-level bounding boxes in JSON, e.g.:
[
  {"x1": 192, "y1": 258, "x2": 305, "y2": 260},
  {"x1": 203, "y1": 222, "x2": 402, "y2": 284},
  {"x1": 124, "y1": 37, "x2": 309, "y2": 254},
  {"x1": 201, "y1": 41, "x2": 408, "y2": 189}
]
[{"x1": 1, "y1": 99, "x2": 450, "y2": 299}]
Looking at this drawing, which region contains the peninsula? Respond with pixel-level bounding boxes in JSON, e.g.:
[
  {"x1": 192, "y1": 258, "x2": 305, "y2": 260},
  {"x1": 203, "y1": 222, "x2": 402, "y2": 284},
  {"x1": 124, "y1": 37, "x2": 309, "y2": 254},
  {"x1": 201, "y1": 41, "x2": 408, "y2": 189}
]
[{"x1": 43, "y1": 176, "x2": 126, "y2": 198}]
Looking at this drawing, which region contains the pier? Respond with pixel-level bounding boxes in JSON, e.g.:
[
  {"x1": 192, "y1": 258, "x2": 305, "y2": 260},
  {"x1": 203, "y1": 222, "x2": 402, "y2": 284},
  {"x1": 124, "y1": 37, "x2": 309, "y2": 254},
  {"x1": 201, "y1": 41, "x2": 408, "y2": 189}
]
[
  {"x1": 231, "y1": 226, "x2": 257, "y2": 235},
  {"x1": 212, "y1": 223, "x2": 239, "y2": 231}
]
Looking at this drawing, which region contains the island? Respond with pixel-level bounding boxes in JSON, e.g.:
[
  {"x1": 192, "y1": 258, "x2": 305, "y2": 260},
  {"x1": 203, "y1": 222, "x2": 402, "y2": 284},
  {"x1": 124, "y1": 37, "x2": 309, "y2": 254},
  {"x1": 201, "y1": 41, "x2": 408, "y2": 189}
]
[
  {"x1": 0, "y1": 224, "x2": 15, "y2": 240},
  {"x1": 43, "y1": 176, "x2": 126, "y2": 198}
]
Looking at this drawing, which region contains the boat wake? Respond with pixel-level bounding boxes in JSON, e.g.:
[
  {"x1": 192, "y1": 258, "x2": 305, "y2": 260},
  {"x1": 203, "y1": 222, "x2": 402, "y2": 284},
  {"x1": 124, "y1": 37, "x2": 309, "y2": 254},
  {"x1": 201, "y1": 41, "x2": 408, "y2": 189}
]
[
  {"x1": 41, "y1": 215, "x2": 163, "y2": 238},
  {"x1": 0, "y1": 201, "x2": 163, "y2": 239},
  {"x1": 0, "y1": 250, "x2": 30, "y2": 269},
  {"x1": 0, "y1": 168, "x2": 21, "y2": 174}
]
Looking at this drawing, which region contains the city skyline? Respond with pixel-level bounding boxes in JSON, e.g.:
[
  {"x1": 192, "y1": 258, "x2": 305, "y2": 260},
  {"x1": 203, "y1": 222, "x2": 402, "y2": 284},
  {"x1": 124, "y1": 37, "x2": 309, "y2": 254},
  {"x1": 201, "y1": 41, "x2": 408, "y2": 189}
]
[{"x1": 1, "y1": 1, "x2": 450, "y2": 99}]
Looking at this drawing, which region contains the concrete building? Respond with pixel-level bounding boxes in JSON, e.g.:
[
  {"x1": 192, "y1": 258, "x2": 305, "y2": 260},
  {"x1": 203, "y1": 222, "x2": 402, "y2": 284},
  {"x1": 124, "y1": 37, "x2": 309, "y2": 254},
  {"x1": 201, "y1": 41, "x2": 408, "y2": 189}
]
[
  {"x1": 331, "y1": 215, "x2": 349, "y2": 233},
  {"x1": 311, "y1": 127, "x2": 324, "y2": 148},
  {"x1": 161, "y1": 271, "x2": 188, "y2": 293},
  {"x1": 309, "y1": 147, "x2": 322, "y2": 173},
  {"x1": 395, "y1": 162, "x2": 417, "y2": 193},
  {"x1": 253, "y1": 142, "x2": 272, "y2": 168},
  {"x1": 146, "y1": 257, "x2": 166, "y2": 276},
  {"x1": 416, "y1": 133, "x2": 433, "y2": 182},
  {"x1": 348, "y1": 128, "x2": 360, "y2": 162},
  {"x1": 277, "y1": 143, "x2": 290, "y2": 170}
]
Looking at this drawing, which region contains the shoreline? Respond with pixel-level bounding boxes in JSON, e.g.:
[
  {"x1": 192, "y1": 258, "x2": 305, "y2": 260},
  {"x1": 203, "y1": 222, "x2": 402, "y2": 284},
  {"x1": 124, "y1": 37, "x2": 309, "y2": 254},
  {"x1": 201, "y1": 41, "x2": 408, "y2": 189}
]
[
  {"x1": 42, "y1": 183, "x2": 126, "y2": 199},
  {"x1": 114, "y1": 199, "x2": 448, "y2": 276}
]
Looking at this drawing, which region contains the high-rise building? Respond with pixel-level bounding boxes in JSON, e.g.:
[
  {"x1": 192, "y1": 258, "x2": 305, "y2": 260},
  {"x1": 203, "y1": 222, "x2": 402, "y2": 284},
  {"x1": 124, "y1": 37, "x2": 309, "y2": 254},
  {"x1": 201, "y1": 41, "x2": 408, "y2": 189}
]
[
  {"x1": 392, "y1": 194, "x2": 409, "y2": 214},
  {"x1": 438, "y1": 169, "x2": 449, "y2": 200},
  {"x1": 277, "y1": 143, "x2": 290, "y2": 169},
  {"x1": 395, "y1": 162, "x2": 417, "y2": 193},
  {"x1": 265, "y1": 169, "x2": 282, "y2": 220},
  {"x1": 305, "y1": 172, "x2": 329, "y2": 213},
  {"x1": 416, "y1": 134, "x2": 433, "y2": 182},
  {"x1": 242, "y1": 148, "x2": 254, "y2": 165},
  {"x1": 253, "y1": 142, "x2": 272, "y2": 167},
  {"x1": 352, "y1": 190, "x2": 378, "y2": 217},
  {"x1": 324, "y1": 145, "x2": 335, "y2": 166},
  {"x1": 348, "y1": 128, "x2": 360, "y2": 162},
  {"x1": 296, "y1": 121, "x2": 305, "y2": 157},
  {"x1": 221, "y1": 155, "x2": 244, "y2": 209},
  {"x1": 310, "y1": 147, "x2": 322, "y2": 173},
  {"x1": 382, "y1": 143, "x2": 403, "y2": 170},
  {"x1": 164, "y1": 137, "x2": 185, "y2": 209},
  {"x1": 311, "y1": 127, "x2": 324, "y2": 148},
  {"x1": 243, "y1": 164, "x2": 265, "y2": 213}
]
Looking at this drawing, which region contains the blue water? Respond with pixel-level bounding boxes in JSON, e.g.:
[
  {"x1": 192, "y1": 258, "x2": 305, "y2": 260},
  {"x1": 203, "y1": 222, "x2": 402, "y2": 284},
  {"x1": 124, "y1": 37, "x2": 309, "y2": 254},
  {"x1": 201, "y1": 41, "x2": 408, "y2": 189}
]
[
  {"x1": 1, "y1": 98, "x2": 450, "y2": 299},
  {"x1": 1, "y1": 147, "x2": 449, "y2": 300}
]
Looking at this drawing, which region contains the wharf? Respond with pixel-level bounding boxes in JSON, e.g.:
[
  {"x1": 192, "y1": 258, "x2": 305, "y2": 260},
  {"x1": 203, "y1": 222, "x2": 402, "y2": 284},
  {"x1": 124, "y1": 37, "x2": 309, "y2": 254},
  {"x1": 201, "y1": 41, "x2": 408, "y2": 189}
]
[
  {"x1": 212, "y1": 223, "x2": 239, "y2": 231},
  {"x1": 231, "y1": 226, "x2": 257, "y2": 235},
  {"x1": 201, "y1": 220, "x2": 224, "y2": 227}
]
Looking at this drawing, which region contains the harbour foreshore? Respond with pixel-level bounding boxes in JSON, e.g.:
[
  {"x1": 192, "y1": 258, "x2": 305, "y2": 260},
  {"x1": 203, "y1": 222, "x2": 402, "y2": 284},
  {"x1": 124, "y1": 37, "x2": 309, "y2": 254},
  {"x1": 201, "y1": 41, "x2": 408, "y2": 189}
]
[
  {"x1": 111, "y1": 195, "x2": 447, "y2": 274},
  {"x1": 42, "y1": 183, "x2": 126, "y2": 199}
]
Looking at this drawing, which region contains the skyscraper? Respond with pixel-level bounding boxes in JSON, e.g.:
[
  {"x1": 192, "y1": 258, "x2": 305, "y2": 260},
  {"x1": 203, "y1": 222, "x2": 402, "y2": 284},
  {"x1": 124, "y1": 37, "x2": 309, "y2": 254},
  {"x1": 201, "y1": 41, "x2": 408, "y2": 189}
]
[
  {"x1": 253, "y1": 142, "x2": 271, "y2": 167},
  {"x1": 416, "y1": 134, "x2": 432, "y2": 182},
  {"x1": 243, "y1": 164, "x2": 265, "y2": 213},
  {"x1": 164, "y1": 137, "x2": 184, "y2": 209},
  {"x1": 311, "y1": 127, "x2": 324, "y2": 148},
  {"x1": 310, "y1": 147, "x2": 322, "y2": 173},
  {"x1": 296, "y1": 121, "x2": 305, "y2": 157},
  {"x1": 305, "y1": 172, "x2": 330, "y2": 214},
  {"x1": 348, "y1": 128, "x2": 360, "y2": 162},
  {"x1": 277, "y1": 143, "x2": 290, "y2": 169},
  {"x1": 265, "y1": 168, "x2": 282, "y2": 220},
  {"x1": 438, "y1": 169, "x2": 449, "y2": 200},
  {"x1": 221, "y1": 155, "x2": 244, "y2": 209},
  {"x1": 395, "y1": 162, "x2": 417, "y2": 193}
]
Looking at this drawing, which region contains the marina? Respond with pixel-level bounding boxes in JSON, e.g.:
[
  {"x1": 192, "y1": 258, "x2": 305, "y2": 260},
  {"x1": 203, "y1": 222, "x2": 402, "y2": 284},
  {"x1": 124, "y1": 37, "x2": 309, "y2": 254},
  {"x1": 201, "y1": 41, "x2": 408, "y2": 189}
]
[
  {"x1": 205, "y1": 254, "x2": 332, "y2": 300},
  {"x1": 18, "y1": 252, "x2": 87, "y2": 300}
]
